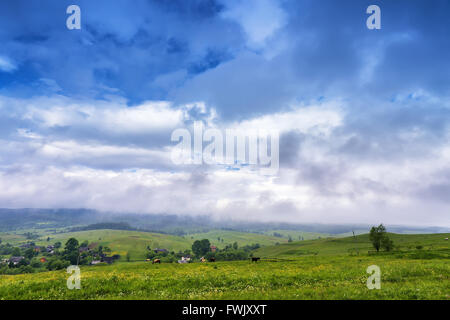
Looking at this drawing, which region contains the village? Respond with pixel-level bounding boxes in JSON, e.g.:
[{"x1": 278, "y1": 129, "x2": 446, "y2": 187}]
[{"x1": 0, "y1": 235, "x2": 259, "y2": 275}]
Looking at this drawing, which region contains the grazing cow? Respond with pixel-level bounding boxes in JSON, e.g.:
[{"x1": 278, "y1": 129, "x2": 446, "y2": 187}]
[
  {"x1": 445, "y1": 238, "x2": 449, "y2": 241},
  {"x1": 209, "y1": 257, "x2": 216, "y2": 262},
  {"x1": 152, "y1": 259, "x2": 161, "y2": 264},
  {"x1": 251, "y1": 257, "x2": 261, "y2": 262}
]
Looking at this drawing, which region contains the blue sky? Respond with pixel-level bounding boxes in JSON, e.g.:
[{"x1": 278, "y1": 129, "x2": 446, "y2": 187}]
[{"x1": 0, "y1": 0, "x2": 449, "y2": 226}]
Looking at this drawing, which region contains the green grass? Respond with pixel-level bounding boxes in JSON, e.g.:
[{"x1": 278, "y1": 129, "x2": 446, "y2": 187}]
[
  {"x1": 0, "y1": 253, "x2": 448, "y2": 300},
  {"x1": 1, "y1": 232, "x2": 448, "y2": 300},
  {"x1": 187, "y1": 230, "x2": 288, "y2": 248},
  {"x1": 263, "y1": 230, "x2": 331, "y2": 240},
  {"x1": 37, "y1": 230, "x2": 191, "y2": 261},
  {"x1": 254, "y1": 233, "x2": 450, "y2": 257},
  {"x1": 1, "y1": 228, "x2": 291, "y2": 261}
]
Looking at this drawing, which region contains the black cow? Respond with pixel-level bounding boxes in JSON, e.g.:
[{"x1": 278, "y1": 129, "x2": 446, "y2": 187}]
[
  {"x1": 251, "y1": 257, "x2": 261, "y2": 262},
  {"x1": 209, "y1": 257, "x2": 216, "y2": 262}
]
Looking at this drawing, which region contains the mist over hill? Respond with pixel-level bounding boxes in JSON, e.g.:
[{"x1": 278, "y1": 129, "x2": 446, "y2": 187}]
[{"x1": 0, "y1": 208, "x2": 448, "y2": 235}]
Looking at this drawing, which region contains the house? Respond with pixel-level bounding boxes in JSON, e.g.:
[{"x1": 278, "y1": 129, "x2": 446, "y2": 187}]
[
  {"x1": 9, "y1": 256, "x2": 25, "y2": 265},
  {"x1": 91, "y1": 260, "x2": 102, "y2": 265},
  {"x1": 210, "y1": 245, "x2": 217, "y2": 253},
  {"x1": 79, "y1": 247, "x2": 90, "y2": 253},
  {"x1": 154, "y1": 248, "x2": 168, "y2": 253},
  {"x1": 40, "y1": 257, "x2": 47, "y2": 263}
]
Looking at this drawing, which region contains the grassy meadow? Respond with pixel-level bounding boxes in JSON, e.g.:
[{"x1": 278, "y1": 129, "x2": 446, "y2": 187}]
[
  {"x1": 0, "y1": 229, "x2": 288, "y2": 261},
  {"x1": 0, "y1": 230, "x2": 448, "y2": 300},
  {"x1": 0, "y1": 253, "x2": 448, "y2": 300},
  {"x1": 255, "y1": 233, "x2": 450, "y2": 257}
]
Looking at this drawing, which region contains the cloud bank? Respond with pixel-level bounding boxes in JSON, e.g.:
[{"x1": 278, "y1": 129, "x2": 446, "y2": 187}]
[{"x1": 0, "y1": 0, "x2": 449, "y2": 227}]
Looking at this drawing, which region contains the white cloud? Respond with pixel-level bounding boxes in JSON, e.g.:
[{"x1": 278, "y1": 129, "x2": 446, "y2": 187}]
[
  {"x1": 220, "y1": 0, "x2": 287, "y2": 49},
  {"x1": 23, "y1": 98, "x2": 185, "y2": 134},
  {"x1": 232, "y1": 102, "x2": 344, "y2": 136},
  {"x1": 0, "y1": 94, "x2": 449, "y2": 227},
  {"x1": 0, "y1": 56, "x2": 17, "y2": 72}
]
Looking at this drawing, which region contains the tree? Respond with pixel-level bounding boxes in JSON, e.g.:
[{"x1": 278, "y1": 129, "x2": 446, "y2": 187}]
[
  {"x1": 80, "y1": 240, "x2": 89, "y2": 248},
  {"x1": 369, "y1": 224, "x2": 386, "y2": 252},
  {"x1": 126, "y1": 252, "x2": 131, "y2": 262},
  {"x1": 232, "y1": 242, "x2": 238, "y2": 250},
  {"x1": 64, "y1": 238, "x2": 79, "y2": 264},
  {"x1": 54, "y1": 241, "x2": 62, "y2": 249},
  {"x1": 381, "y1": 236, "x2": 394, "y2": 252},
  {"x1": 65, "y1": 238, "x2": 79, "y2": 252},
  {"x1": 11, "y1": 247, "x2": 21, "y2": 257},
  {"x1": 192, "y1": 239, "x2": 211, "y2": 257},
  {"x1": 24, "y1": 248, "x2": 35, "y2": 260},
  {"x1": 288, "y1": 236, "x2": 293, "y2": 243},
  {"x1": 369, "y1": 224, "x2": 394, "y2": 252}
]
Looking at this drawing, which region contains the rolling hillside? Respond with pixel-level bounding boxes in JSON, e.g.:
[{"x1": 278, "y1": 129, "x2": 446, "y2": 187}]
[
  {"x1": 187, "y1": 230, "x2": 288, "y2": 248},
  {"x1": 1, "y1": 228, "x2": 294, "y2": 261},
  {"x1": 254, "y1": 233, "x2": 450, "y2": 257},
  {"x1": 1, "y1": 251, "x2": 448, "y2": 300}
]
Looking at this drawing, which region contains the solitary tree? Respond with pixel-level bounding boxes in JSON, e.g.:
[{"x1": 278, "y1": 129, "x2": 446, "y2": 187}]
[
  {"x1": 369, "y1": 224, "x2": 386, "y2": 252},
  {"x1": 369, "y1": 224, "x2": 394, "y2": 252}
]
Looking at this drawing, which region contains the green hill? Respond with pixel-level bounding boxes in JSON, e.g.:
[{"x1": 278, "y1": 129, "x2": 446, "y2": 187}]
[
  {"x1": 1, "y1": 228, "x2": 295, "y2": 261},
  {"x1": 36, "y1": 230, "x2": 191, "y2": 260},
  {"x1": 254, "y1": 233, "x2": 450, "y2": 257},
  {"x1": 187, "y1": 230, "x2": 288, "y2": 248}
]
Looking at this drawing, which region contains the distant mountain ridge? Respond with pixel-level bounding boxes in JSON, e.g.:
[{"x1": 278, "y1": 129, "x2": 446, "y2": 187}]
[{"x1": 0, "y1": 208, "x2": 448, "y2": 235}]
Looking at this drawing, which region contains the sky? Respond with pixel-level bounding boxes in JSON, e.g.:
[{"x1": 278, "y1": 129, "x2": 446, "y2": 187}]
[{"x1": 0, "y1": 0, "x2": 449, "y2": 227}]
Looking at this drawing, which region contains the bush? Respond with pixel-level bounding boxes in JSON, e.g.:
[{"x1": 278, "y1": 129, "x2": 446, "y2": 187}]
[{"x1": 46, "y1": 258, "x2": 70, "y2": 271}]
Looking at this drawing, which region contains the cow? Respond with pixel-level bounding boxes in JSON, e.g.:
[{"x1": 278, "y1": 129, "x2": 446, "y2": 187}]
[
  {"x1": 445, "y1": 238, "x2": 449, "y2": 241},
  {"x1": 251, "y1": 257, "x2": 261, "y2": 262},
  {"x1": 209, "y1": 257, "x2": 216, "y2": 262},
  {"x1": 152, "y1": 259, "x2": 161, "y2": 264}
]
